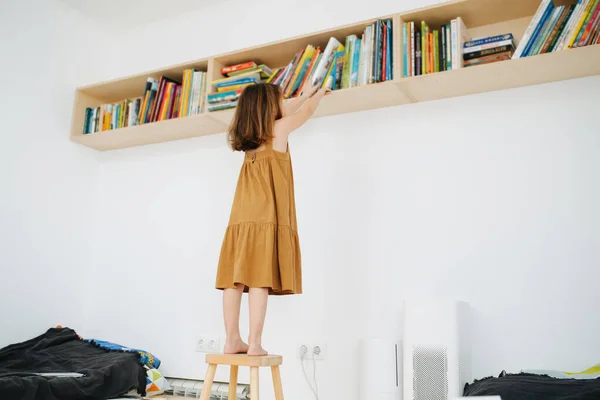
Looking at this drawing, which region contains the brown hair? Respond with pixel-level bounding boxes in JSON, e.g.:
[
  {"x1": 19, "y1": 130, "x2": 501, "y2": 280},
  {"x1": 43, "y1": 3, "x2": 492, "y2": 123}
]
[{"x1": 228, "y1": 83, "x2": 283, "y2": 151}]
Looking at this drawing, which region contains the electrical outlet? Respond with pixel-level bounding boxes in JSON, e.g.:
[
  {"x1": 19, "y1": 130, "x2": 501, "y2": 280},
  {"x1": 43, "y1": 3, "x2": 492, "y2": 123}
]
[
  {"x1": 297, "y1": 342, "x2": 327, "y2": 360},
  {"x1": 312, "y1": 343, "x2": 327, "y2": 360},
  {"x1": 196, "y1": 336, "x2": 221, "y2": 353}
]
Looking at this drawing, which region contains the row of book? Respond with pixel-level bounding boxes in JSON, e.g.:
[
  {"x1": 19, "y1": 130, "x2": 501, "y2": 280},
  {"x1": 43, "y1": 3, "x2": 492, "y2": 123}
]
[
  {"x1": 401, "y1": 17, "x2": 470, "y2": 77},
  {"x1": 207, "y1": 18, "x2": 394, "y2": 112},
  {"x1": 514, "y1": 0, "x2": 600, "y2": 58},
  {"x1": 207, "y1": 62, "x2": 272, "y2": 112},
  {"x1": 83, "y1": 70, "x2": 207, "y2": 134}
]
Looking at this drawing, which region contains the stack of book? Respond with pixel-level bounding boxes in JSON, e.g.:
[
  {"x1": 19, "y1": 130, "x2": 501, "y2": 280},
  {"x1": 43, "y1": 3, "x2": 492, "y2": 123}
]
[
  {"x1": 207, "y1": 62, "x2": 272, "y2": 111},
  {"x1": 83, "y1": 69, "x2": 207, "y2": 134},
  {"x1": 463, "y1": 34, "x2": 515, "y2": 67},
  {"x1": 268, "y1": 18, "x2": 393, "y2": 98},
  {"x1": 402, "y1": 17, "x2": 470, "y2": 77},
  {"x1": 514, "y1": 0, "x2": 600, "y2": 59}
]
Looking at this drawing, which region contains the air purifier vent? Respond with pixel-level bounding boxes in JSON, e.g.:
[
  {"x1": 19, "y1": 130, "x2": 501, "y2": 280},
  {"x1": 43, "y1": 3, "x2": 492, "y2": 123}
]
[{"x1": 412, "y1": 346, "x2": 448, "y2": 400}]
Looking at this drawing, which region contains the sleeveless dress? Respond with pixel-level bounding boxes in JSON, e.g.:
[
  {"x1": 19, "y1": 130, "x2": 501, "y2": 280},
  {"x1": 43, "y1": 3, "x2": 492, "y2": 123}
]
[{"x1": 216, "y1": 138, "x2": 302, "y2": 295}]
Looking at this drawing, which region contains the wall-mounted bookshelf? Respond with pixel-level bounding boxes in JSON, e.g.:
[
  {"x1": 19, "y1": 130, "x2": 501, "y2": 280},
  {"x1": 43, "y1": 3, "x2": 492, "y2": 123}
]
[{"x1": 70, "y1": 0, "x2": 600, "y2": 151}]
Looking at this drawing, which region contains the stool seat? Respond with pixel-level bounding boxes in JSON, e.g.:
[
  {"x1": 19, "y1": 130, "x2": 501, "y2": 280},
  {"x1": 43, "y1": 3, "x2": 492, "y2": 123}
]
[
  {"x1": 206, "y1": 353, "x2": 282, "y2": 367},
  {"x1": 200, "y1": 353, "x2": 284, "y2": 400}
]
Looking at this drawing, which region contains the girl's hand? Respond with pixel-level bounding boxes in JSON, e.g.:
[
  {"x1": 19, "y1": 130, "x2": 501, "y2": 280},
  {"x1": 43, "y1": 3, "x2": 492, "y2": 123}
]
[
  {"x1": 301, "y1": 82, "x2": 320, "y2": 98},
  {"x1": 314, "y1": 87, "x2": 330, "y2": 99}
]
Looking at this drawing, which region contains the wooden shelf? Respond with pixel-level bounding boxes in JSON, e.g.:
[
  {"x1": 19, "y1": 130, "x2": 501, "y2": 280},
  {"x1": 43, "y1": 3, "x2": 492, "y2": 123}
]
[
  {"x1": 398, "y1": 44, "x2": 600, "y2": 103},
  {"x1": 70, "y1": 0, "x2": 600, "y2": 151}
]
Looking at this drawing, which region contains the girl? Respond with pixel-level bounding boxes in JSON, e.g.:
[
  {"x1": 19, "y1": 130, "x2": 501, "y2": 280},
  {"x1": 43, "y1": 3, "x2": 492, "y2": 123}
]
[{"x1": 216, "y1": 82, "x2": 329, "y2": 356}]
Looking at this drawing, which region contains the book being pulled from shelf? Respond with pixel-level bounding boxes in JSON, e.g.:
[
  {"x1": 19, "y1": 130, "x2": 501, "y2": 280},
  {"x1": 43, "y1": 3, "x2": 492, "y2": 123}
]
[
  {"x1": 513, "y1": 0, "x2": 599, "y2": 59},
  {"x1": 402, "y1": 16, "x2": 470, "y2": 77},
  {"x1": 463, "y1": 33, "x2": 516, "y2": 67},
  {"x1": 83, "y1": 70, "x2": 207, "y2": 134}
]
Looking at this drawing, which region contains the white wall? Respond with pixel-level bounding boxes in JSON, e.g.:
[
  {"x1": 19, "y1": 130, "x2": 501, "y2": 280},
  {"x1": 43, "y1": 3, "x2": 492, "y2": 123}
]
[
  {"x1": 0, "y1": 0, "x2": 106, "y2": 346},
  {"x1": 3, "y1": 0, "x2": 599, "y2": 399}
]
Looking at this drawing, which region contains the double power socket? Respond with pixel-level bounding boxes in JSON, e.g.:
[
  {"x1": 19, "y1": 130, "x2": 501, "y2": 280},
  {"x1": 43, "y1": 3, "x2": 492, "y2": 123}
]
[
  {"x1": 196, "y1": 336, "x2": 221, "y2": 353},
  {"x1": 298, "y1": 343, "x2": 327, "y2": 360}
]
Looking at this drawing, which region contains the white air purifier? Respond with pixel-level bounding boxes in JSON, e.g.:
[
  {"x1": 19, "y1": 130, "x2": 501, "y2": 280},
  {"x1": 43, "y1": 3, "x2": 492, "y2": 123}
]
[
  {"x1": 359, "y1": 338, "x2": 402, "y2": 400},
  {"x1": 402, "y1": 297, "x2": 471, "y2": 400}
]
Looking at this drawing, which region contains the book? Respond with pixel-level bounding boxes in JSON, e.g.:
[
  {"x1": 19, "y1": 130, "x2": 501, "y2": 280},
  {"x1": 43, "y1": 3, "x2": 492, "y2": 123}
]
[
  {"x1": 382, "y1": 23, "x2": 387, "y2": 81},
  {"x1": 369, "y1": 22, "x2": 376, "y2": 83},
  {"x1": 531, "y1": 6, "x2": 564, "y2": 56},
  {"x1": 463, "y1": 52, "x2": 513, "y2": 67},
  {"x1": 410, "y1": 21, "x2": 416, "y2": 77},
  {"x1": 341, "y1": 36, "x2": 355, "y2": 89},
  {"x1": 221, "y1": 61, "x2": 257, "y2": 76},
  {"x1": 434, "y1": 30, "x2": 439, "y2": 73},
  {"x1": 227, "y1": 64, "x2": 273, "y2": 79},
  {"x1": 213, "y1": 71, "x2": 261, "y2": 87},
  {"x1": 208, "y1": 101, "x2": 238, "y2": 112},
  {"x1": 286, "y1": 45, "x2": 315, "y2": 97},
  {"x1": 421, "y1": 21, "x2": 430, "y2": 74},
  {"x1": 555, "y1": 0, "x2": 584, "y2": 50},
  {"x1": 571, "y1": 0, "x2": 598, "y2": 47},
  {"x1": 440, "y1": 26, "x2": 447, "y2": 72},
  {"x1": 403, "y1": 22, "x2": 409, "y2": 77},
  {"x1": 446, "y1": 24, "x2": 452, "y2": 70},
  {"x1": 545, "y1": 5, "x2": 575, "y2": 52},
  {"x1": 387, "y1": 20, "x2": 393, "y2": 80},
  {"x1": 415, "y1": 29, "x2": 422, "y2": 76},
  {"x1": 514, "y1": 0, "x2": 552, "y2": 58},
  {"x1": 208, "y1": 90, "x2": 242, "y2": 104},
  {"x1": 576, "y1": 0, "x2": 600, "y2": 46},
  {"x1": 350, "y1": 39, "x2": 361, "y2": 87},
  {"x1": 312, "y1": 37, "x2": 343, "y2": 88},
  {"x1": 463, "y1": 44, "x2": 515, "y2": 60},
  {"x1": 463, "y1": 35, "x2": 515, "y2": 53},
  {"x1": 451, "y1": 17, "x2": 470, "y2": 69}
]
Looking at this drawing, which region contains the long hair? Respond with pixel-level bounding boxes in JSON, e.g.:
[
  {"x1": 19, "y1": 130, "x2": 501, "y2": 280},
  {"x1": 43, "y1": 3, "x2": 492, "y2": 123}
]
[{"x1": 228, "y1": 83, "x2": 283, "y2": 151}]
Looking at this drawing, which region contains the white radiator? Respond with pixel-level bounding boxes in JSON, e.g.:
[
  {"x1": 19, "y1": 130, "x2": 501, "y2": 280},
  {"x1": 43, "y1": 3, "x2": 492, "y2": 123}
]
[{"x1": 166, "y1": 377, "x2": 249, "y2": 399}]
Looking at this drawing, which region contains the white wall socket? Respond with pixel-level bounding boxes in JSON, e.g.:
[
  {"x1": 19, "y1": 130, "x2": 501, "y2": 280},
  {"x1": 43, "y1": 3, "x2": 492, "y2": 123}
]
[
  {"x1": 298, "y1": 343, "x2": 327, "y2": 360},
  {"x1": 196, "y1": 336, "x2": 221, "y2": 353}
]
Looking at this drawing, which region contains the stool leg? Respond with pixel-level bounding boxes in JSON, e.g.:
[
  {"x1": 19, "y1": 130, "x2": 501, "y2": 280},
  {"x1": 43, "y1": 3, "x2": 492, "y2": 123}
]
[
  {"x1": 229, "y1": 365, "x2": 239, "y2": 399},
  {"x1": 200, "y1": 364, "x2": 217, "y2": 400},
  {"x1": 250, "y1": 366, "x2": 260, "y2": 400},
  {"x1": 271, "y1": 365, "x2": 284, "y2": 400}
]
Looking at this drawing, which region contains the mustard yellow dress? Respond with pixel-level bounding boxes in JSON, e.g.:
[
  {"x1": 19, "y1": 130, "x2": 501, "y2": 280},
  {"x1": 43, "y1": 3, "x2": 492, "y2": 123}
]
[{"x1": 216, "y1": 138, "x2": 302, "y2": 295}]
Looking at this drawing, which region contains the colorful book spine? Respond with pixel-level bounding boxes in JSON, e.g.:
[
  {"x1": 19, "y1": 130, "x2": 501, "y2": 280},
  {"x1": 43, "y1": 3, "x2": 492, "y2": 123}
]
[
  {"x1": 576, "y1": 0, "x2": 600, "y2": 46},
  {"x1": 555, "y1": 0, "x2": 583, "y2": 50},
  {"x1": 415, "y1": 29, "x2": 422, "y2": 75},
  {"x1": 570, "y1": 0, "x2": 597, "y2": 46},
  {"x1": 522, "y1": 0, "x2": 554, "y2": 57},
  {"x1": 446, "y1": 24, "x2": 452, "y2": 70},
  {"x1": 410, "y1": 21, "x2": 416, "y2": 77},
  {"x1": 351, "y1": 39, "x2": 361, "y2": 87},
  {"x1": 433, "y1": 30, "x2": 439, "y2": 73},
  {"x1": 403, "y1": 23, "x2": 409, "y2": 77},
  {"x1": 514, "y1": 0, "x2": 552, "y2": 58},
  {"x1": 463, "y1": 37, "x2": 515, "y2": 53},
  {"x1": 387, "y1": 19, "x2": 393, "y2": 80},
  {"x1": 221, "y1": 61, "x2": 257, "y2": 76},
  {"x1": 548, "y1": 5, "x2": 575, "y2": 51},
  {"x1": 534, "y1": 6, "x2": 564, "y2": 55},
  {"x1": 421, "y1": 21, "x2": 429, "y2": 74}
]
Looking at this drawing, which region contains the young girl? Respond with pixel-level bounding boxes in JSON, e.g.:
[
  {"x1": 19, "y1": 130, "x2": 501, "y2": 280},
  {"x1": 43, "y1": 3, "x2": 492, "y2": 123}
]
[{"x1": 216, "y1": 82, "x2": 329, "y2": 356}]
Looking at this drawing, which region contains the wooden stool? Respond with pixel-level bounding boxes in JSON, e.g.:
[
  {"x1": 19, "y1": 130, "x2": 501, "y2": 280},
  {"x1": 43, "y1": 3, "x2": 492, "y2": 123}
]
[{"x1": 199, "y1": 354, "x2": 284, "y2": 400}]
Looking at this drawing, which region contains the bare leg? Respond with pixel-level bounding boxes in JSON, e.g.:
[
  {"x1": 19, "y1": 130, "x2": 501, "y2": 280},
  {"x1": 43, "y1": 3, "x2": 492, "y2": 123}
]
[
  {"x1": 223, "y1": 284, "x2": 249, "y2": 354},
  {"x1": 248, "y1": 287, "x2": 269, "y2": 356}
]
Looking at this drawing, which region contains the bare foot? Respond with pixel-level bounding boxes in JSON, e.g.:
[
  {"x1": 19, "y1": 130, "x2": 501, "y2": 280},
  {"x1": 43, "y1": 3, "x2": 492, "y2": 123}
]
[
  {"x1": 247, "y1": 344, "x2": 268, "y2": 356},
  {"x1": 224, "y1": 338, "x2": 249, "y2": 354}
]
